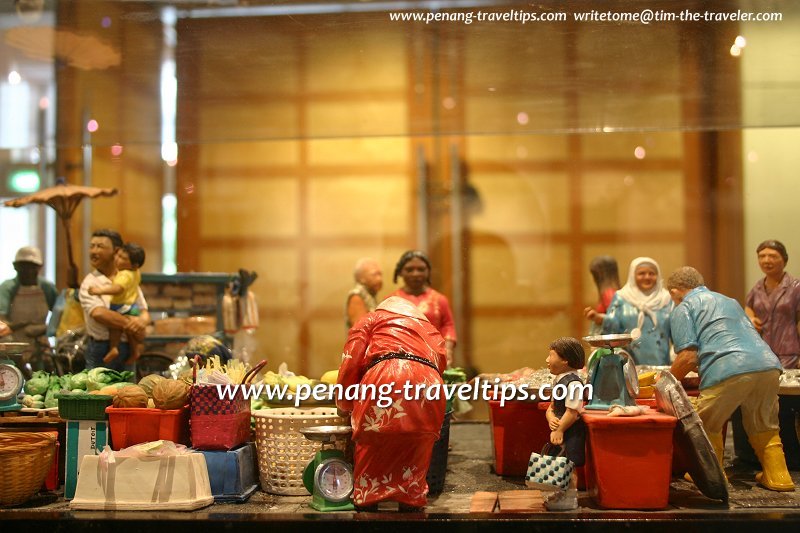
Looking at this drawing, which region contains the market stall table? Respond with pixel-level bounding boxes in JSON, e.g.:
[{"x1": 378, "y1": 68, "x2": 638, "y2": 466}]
[{"x1": 583, "y1": 410, "x2": 677, "y2": 509}]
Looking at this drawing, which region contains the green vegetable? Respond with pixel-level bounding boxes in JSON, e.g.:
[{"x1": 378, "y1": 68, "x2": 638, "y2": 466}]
[
  {"x1": 23, "y1": 370, "x2": 50, "y2": 395},
  {"x1": 44, "y1": 387, "x2": 59, "y2": 408},
  {"x1": 71, "y1": 371, "x2": 88, "y2": 390},
  {"x1": 86, "y1": 368, "x2": 130, "y2": 391},
  {"x1": 60, "y1": 373, "x2": 75, "y2": 391}
]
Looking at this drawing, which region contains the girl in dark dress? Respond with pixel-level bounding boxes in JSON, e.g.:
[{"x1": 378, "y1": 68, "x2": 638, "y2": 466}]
[{"x1": 544, "y1": 337, "x2": 587, "y2": 511}]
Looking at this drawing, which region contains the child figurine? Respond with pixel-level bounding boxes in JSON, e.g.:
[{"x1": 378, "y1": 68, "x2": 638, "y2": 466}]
[
  {"x1": 543, "y1": 337, "x2": 587, "y2": 511},
  {"x1": 88, "y1": 243, "x2": 145, "y2": 364}
]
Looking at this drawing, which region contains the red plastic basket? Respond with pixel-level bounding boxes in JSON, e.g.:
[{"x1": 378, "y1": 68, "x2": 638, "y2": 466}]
[
  {"x1": 105, "y1": 406, "x2": 190, "y2": 450},
  {"x1": 189, "y1": 358, "x2": 266, "y2": 451}
]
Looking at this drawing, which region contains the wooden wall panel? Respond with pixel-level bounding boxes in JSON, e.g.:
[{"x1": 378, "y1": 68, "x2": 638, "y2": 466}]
[
  {"x1": 198, "y1": 176, "x2": 299, "y2": 238},
  {"x1": 467, "y1": 136, "x2": 569, "y2": 161},
  {"x1": 472, "y1": 314, "x2": 572, "y2": 373},
  {"x1": 470, "y1": 242, "x2": 571, "y2": 307},
  {"x1": 307, "y1": 175, "x2": 410, "y2": 237},
  {"x1": 307, "y1": 138, "x2": 408, "y2": 165},
  {"x1": 469, "y1": 172, "x2": 570, "y2": 234},
  {"x1": 306, "y1": 32, "x2": 406, "y2": 92},
  {"x1": 580, "y1": 170, "x2": 685, "y2": 232},
  {"x1": 581, "y1": 132, "x2": 684, "y2": 159}
]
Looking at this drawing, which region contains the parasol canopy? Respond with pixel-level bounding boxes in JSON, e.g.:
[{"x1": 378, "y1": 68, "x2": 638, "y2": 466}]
[
  {"x1": 3, "y1": 26, "x2": 121, "y2": 71},
  {"x1": 4, "y1": 180, "x2": 118, "y2": 288}
]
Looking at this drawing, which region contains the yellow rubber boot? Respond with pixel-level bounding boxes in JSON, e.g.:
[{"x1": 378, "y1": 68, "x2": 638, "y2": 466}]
[
  {"x1": 708, "y1": 432, "x2": 727, "y2": 480},
  {"x1": 749, "y1": 430, "x2": 795, "y2": 492}
]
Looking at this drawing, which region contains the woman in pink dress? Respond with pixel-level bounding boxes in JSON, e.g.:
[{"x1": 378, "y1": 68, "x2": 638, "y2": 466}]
[
  {"x1": 337, "y1": 296, "x2": 447, "y2": 511},
  {"x1": 388, "y1": 250, "x2": 457, "y2": 365}
]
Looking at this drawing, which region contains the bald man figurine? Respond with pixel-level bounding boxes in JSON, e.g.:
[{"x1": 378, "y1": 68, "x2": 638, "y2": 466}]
[{"x1": 345, "y1": 258, "x2": 383, "y2": 330}]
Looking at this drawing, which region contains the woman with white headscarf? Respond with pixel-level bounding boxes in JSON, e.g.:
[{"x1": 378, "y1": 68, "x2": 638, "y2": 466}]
[{"x1": 588, "y1": 257, "x2": 673, "y2": 365}]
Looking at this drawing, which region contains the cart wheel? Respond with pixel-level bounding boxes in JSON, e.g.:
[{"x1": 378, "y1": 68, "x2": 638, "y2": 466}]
[{"x1": 136, "y1": 352, "x2": 175, "y2": 381}]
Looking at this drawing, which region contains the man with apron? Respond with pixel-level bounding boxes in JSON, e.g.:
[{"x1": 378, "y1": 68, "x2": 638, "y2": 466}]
[{"x1": 0, "y1": 246, "x2": 58, "y2": 370}]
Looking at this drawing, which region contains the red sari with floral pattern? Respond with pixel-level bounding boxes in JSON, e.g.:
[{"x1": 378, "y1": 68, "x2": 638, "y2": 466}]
[
  {"x1": 387, "y1": 287, "x2": 457, "y2": 344},
  {"x1": 337, "y1": 297, "x2": 447, "y2": 507}
]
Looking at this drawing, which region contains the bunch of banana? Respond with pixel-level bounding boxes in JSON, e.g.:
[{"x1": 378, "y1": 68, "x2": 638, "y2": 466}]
[
  {"x1": 282, "y1": 374, "x2": 313, "y2": 393},
  {"x1": 259, "y1": 370, "x2": 313, "y2": 392},
  {"x1": 637, "y1": 371, "x2": 657, "y2": 398},
  {"x1": 320, "y1": 370, "x2": 338, "y2": 385}
]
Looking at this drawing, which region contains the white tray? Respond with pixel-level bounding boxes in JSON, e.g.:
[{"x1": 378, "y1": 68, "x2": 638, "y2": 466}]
[{"x1": 70, "y1": 453, "x2": 214, "y2": 511}]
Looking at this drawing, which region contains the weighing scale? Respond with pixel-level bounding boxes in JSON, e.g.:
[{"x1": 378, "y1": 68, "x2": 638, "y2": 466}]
[
  {"x1": 0, "y1": 342, "x2": 28, "y2": 412},
  {"x1": 583, "y1": 334, "x2": 639, "y2": 410},
  {"x1": 300, "y1": 425, "x2": 354, "y2": 511}
]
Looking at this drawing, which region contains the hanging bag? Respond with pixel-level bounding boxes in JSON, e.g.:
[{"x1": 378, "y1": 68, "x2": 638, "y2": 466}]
[
  {"x1": 525, "y1": 442, "x2": 574, "y2": 491},
  {"x1": 189, "y1": 356, "x2": 266, "y2": 450}
]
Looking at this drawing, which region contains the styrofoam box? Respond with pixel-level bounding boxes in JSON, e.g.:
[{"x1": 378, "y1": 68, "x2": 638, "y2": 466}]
[
  {"x1": 70, "y1": 453, "x2": 214, "y2": 511},
  {"x1": 65, "y1": 421, "x2": 109, "y2": 499}
]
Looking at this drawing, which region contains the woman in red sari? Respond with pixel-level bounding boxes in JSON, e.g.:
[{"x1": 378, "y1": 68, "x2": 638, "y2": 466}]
[
  {"x1": 337, "y1": 296, "x2": 447, "y2": 511},
  {"x1": 388, "y1": 250, "x2": 457, "y2": 365}
]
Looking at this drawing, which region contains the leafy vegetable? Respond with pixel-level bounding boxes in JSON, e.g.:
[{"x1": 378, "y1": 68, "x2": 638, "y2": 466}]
[
  {"x1": 86, "y1": 368, "x2": 132, "y2": 391},
  {"x1": 60, "y1": 373, "x2": 74, "y2": 391},
  {"x1": 23, "y1": 370, "x2": 50, "y2": 395},
  {"x1": 71, "y1": 371, "x2": 88, "y2": 390}
]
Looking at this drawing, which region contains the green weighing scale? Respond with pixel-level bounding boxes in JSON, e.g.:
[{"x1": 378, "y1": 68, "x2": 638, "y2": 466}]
[
  {"x1": 583, "y1": 333, "x2": 639, "y2": 410},
  {"x1": 0, "y1": 342, "x2": 28, "y2": 412},
  {"x1": 300, "y1": 425, "x2": 354, "y2": 512}
]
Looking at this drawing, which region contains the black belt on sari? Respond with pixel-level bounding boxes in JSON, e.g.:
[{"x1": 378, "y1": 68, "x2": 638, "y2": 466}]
[{"x1": 365, "y1": 351, "x2": 440, "y2": 374}]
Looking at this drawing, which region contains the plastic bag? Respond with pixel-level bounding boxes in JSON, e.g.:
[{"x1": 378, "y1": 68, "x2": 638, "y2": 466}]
[{"x1": 53, "y1": 289, "x2": 85, "y2": 338}]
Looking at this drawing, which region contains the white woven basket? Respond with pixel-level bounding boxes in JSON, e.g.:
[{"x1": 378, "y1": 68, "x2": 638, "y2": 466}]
[{"x1": 253, "y1": 407, "x2": 348, "y2": 495}]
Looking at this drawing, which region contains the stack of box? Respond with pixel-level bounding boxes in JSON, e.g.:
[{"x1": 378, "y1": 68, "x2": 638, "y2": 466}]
[{"x1": 64, "y1": 420, "x2": 109, "y2": 499}]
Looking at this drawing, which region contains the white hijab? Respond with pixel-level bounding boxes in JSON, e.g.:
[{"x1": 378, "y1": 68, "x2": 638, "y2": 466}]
[{"x1": 616, "y1": 257, "x2": 672, "y2": 329}]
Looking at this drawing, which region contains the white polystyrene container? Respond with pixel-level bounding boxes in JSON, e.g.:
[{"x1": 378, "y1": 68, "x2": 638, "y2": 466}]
[{"x1": 70, "y1": 453, "x2": 214, "y2": 511}]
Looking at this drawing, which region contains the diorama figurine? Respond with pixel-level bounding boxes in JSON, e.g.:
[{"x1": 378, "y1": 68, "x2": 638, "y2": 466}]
[
  {"x1": 667, "y1": 266, "x2": 794, "y2": 491},
  {"x1": 745, "y1": 240, "x2": 800, "y2": 370},
  {"x1": 740, "y1": 239, "x2": 800, "y2": 468},
  {"x1": 88, "y1": 242, "x2": 145, "y2": 364},
  {"x1": 336, "y1": 296, "x2": 447, "y2": 512},
  {"x1": 79, "y1": 229, "x2": 149, "y2": 372},
  {"x1": 585, "y1": 257, "x2": 672, "y2": 366},
  {"x1": 389, "y1": 250, "x2": 456, "y2": 365},
  {"x1": 345, "y1": 257, "x2": 383, "y2": 331},
  {"x1": 543, "y1": 337, "x2": 587, "y2": 511},
  {"x1": 0, "y1": 246, "x2": 58, "y2": 367},
  {"x1": 584, "y1": 256, "x2": 620, "y2": 335}
]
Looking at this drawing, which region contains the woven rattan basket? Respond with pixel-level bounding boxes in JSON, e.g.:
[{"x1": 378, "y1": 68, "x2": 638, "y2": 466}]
[
  {"x1": 253, "y1": 407, "x2": 347, "y2": 495},
  {"x1": 0, "y1": 432, "x2": 57, "y2": 507}
]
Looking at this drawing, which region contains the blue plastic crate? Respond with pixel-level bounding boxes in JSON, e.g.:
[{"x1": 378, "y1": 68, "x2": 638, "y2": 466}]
[{"x1": 199, "y1": 442, "x2": 259, "y2": 502}]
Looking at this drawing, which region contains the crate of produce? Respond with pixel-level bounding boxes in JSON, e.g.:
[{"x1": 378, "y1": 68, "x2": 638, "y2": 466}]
[
  {"x1": 57, "y1": 394, "x2": 113, "y2": 420},
  {"x1": 0, "y1": 432, "x2": 57, "y2": 506},
  {"x1": 253, "y1": 407, "x2": 347, "y2": 495},
  {"x1": 106, "y1": 406, "x2": 190, "y2": 450}
]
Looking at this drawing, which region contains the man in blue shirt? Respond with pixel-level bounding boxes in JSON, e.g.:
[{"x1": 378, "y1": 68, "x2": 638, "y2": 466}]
[{"x1": 667, "y1": 266, "x2": 793, "y2": 492}]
